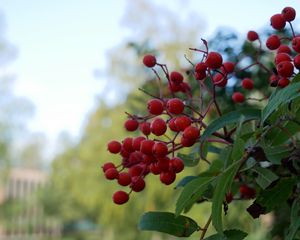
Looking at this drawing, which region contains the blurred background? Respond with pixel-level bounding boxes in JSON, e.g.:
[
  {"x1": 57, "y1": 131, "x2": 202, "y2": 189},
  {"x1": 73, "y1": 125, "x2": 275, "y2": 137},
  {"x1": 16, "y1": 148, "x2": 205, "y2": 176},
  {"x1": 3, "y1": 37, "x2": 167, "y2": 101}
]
[{"x1": 0, "y1": 0, "x2": 299, "y2": 239}]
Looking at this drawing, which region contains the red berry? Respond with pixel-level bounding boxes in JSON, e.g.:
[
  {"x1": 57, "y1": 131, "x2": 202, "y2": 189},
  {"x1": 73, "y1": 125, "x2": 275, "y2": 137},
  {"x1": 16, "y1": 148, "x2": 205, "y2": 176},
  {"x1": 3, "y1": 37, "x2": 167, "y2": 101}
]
[
  {"x1": 292, "y1": 37, "x2": 300, "y2": 53},
  {"x1": 170, "y1": 71, "x2": 184, "y2": 84},
  {"x1": 239, "y1": 184, "x2": 256, "y2": 199},
  {"x1": 179, "y1": 82, "x2": 191, "y2": 93},
  {"x1": 140, "y1": 139, "x2": 155, "y2": 155},
  {"x1": 266, "y1": 35, "x2": 281, "y2": 50},
  {"x1": 124, "y1": 119, "x2": 139, "y2": 132},
  {"x1": 105, "y1": 168, "x2": 119, "y2": 180},
  {"x1": 277, "y1": 45, "x2": 292, "y2": 55},
  {"x1": 160, "y1": 171, "x2": 176, "y2": 185},
  {"x1": 140, "y1": 122, "x2": 151, "y2": 136},
  {"x1": 270, "y1": 14, "x2": 286, "y2": 30},
  {"x1": 170, "y1": 157, "x2": 184, "y2": 173},
  {"x1": 131, "y1": 177, "x2": 145, "y2": 192},
  {"x1": 278, "y1": 78, "x2": 290, "y2": 88},
  {"x1": 143, "y1": 54, "x2": 156, "y2": 68},
  {"x1": 195, "y1": 62, "x2": 207, "y2": 74},
  {"x1": 269, "y1": 74, "x2": 279, "y2": 87},
  {"x1": 157, "y1": 157, "x2": 170, "y2": 172},
  {"x1": 122, "y1": 137, "x2": 134, "y2": 152},
  {"x1": 117, "y1": 172, "x2": 132, "y2": 186},
  {"x1": 149, "y1": 163, "x2": 161, "y2": 175},
  {"x1": 102, "y1": 162, "x2": 115, "y2": 172},
  {"x1": 225, "y1": 192, "x2": 233, "y2": 203},
  {"x1": 147, "y1": 99, "x2": 164, "y2": 115},
  {"x1": 247, "y1": 31, "x2": 259, "y2": 41},
  {"x1": 174, "y1": 116, "x2": 192, "y2": 131},
  {"x1": 294, "y1": 54, "x2": 300, "y2": 69},
  {"x1": 128, "y1": 165, "x2": 143, "y2": 177},
  {"x1": 132, "y1": 136, "x2": 146, "y2": 151},
  {"x1": 107, "y1": 140, "x2": 122, "y2": 154},
  {"x1": 213, "y1": 73, "x2": 227, "y2": 88},
  {"x1": 276, "y1": 61, "x2": 294, "y2": 77},
  {"x1": 168, "y1": 118, "x2": 179, "y2": 132},
  {"x1": 112, "y1": 191, "x2": 129, "y2": 205},
  {"x1": 195, "y1": 71, "x2": 207, "y2": 81},
  {"x1": 232, "y1": 92, "x2": 245, "y2": 103},
  {"x1": 275, "y1": 53, "x2": 291, "y2": 65},
  {"x1": 152, "y1": 142, "x2": 168, "y2": 157},
  {"x1": 183, "y1": 126, "x2": 200, "y2": 140},
  {"x1": 205, "y1": 52, "x2": 223, "y2": 69},
  {"x1": 281, "y1": 7, "x2": 296, "y2": 22},
  {"x1": 169, "y1": 82, "x2": 181, "y2": 92},
  {"x1": 167, "y1": 98, "x2": 185, "y2": 115},
  {"x1": 151, "y1": 118, "x2": 167, "y2": 136},
  {"x1": 241, "y1": 78, "x2": 254, "y2": 90},
  {"x1": 222, "y1": 62, "x2": 235, "y2": 73},
  {"x1": 180, "y1": 136, "x2": 196, "y2": 147}
]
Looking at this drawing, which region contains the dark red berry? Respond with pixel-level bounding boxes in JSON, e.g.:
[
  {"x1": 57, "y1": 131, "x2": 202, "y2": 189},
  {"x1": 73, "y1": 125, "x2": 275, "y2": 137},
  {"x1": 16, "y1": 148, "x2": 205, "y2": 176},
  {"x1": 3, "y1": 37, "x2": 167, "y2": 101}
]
[
  {"x1": 169, "y1": 82, "x2": 181, "y2": 92},
  {"x1": 170, "y1": 157, "x2": 184, "y2": 173},
  {"x1": 241, "y1": 78, "x2": 254, "y2": 90},
  {"x1": 269, "y1": 74, "x2": 279, "y2": 87},
  {"x1": 213, "y1": 73, "x2": 227, "y2": 88},
  {"x1": 128, "y1": 165, "x2": 143, "y2": 177},
  {"x1": 222, "y1": 62, "x2": 235, "y2": 73},
  {"x1": 107, "y1": 140, "x2": 122, "y2": 154},
  {"x1": 294, "y1": 54, "x2": 300, "y2": 69},
  {"x1": 140, "y1": 139, "x2": 155, "y2": 155},
  {"x1": 179, "y1": 82, "x2": 191, "y2": 93},
  {"x1": 132, "y1": 136, "x2": 146, "y2": 151},
  {"x1": 152, "y1": 142, "x2": 168, "y2": 157},
  {"x1": 131, "y1": 177, "x2": 146, "y2": 192},
  {"x1": 225, "y1": 192, "x2": 233, "y2": 203},
  {"x1": 180, "y1": 136, "x2": 196, "y2": 147},
  {"x1": 281, "y1": 7, "x2": 296, "y2": 22},
  {"x1": 278, "y1": 78, "x2": 290, "y2": 88},
  {"x1": 275, "y1": 53, "x2": 291, "y2": 65},
  {"x1": 247, "y1": 31, "x2": 259, "y2": 41},
  {"x1": 102, "y1": 162, "x2": 115, "y2": 172},
  {"x1": 167, "y1": 98, "x2": 185, "y2": 114},
  {"x1": 276, "y1": 61, "x2": 294, "y2": 77},
  {"x1": 292, "y1": 37, "x2": 300, "y2": 53},
  {"x1": 232, "y1": 92, "x2": 245, "y2": 103},
  {"x1": 151, "y1": 118, "x2": 167, "y2": 136},
  {"x1": 168, "y1": 118, "x2": 179, "y2": 132},
  {"x1": 183, "y1": 126, "x2": 200, "y2": 140},
  {"x1": 195, "y1": 62, "x2": 207, "y2": 74},
  {"x1": 149, "y1": 163, "x2": 161, "y2": 175},
  {"x1": 239, "y1": 184, "x2": 256, "y2": 199},
  {"x1": 170, "y1": 71, "x2": 184, "y2": 84},
  {"x1": 160, "y1": 171, "x2": 176, "y2": 185},
  {"x1": 277, "y1": 44, "x2": 292, "y2": 54},
  {"x1": 174, "y1": 116, "x2": 192, "y2": 131},
  {"x1": 112, "y1": 191, "x2": 129, "y2": 205},
  {"x1": 270, "y1": 14, "x2": 286, "y2": 30},
  {"x1": 117, "y1": 172, "x2": 132, "y2": 186},
  {"x1": 140, "y1": 122, "x2": 151, "y2": 135},
  {"x1": 143, "y1": 54, "x2": 156, "y2": 68},
  {"x1": 124, "y1": 119, "x2": 139, "y2": 132},
  {"x1": 122, "y1": 137, "x2": 134, "y2": 152},
  {"x1": 266, "y1": 35, "x2": 281, "y2": 50},
  {"x1": 147, "y1": 99, "x2": 164, "y2": 115},
  {"x1": 105, "y1": 168, "x2": 119, "y2": 180},
  {"x1": 205, "y1": 52, "x2": 223, "y2": 69},
  {"x1": 157, "y1": 157, "x2": 170, "y2": 172}
]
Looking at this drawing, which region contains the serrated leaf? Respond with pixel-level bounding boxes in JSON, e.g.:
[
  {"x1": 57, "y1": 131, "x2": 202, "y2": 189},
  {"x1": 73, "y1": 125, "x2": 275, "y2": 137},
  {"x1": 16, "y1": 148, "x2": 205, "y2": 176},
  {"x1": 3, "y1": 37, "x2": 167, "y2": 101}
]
[
  {"x1": 175, "y1": 177, "x2": 214, "y2": 216},
  {"x1": 212, "y1": 161, "x2": 241, "y2": 234},
  {"x1": 139, "y1": 212, "x2": 199, "y2": 237},
  {"x1": 200, "y1": 108, "x2": 261, "y2": 143},
  {"x1": 204, "y1": 229, "x2": 248, "y2": 240},
  {"x1": 261, "y1": 82, "x2": 300, "y2": 123},
  {"x1": 253, "y1": 166, "x2": 279, "y2": 189},
  {"x1": 175, "y1": 176, "x2": 197, "y2": 189},
  {"x1": 178, "y1": 152, "x2": 200, "y2": 167},
  {"x1": 256, "y1": 178, "x2": 296, "y2": 212}
]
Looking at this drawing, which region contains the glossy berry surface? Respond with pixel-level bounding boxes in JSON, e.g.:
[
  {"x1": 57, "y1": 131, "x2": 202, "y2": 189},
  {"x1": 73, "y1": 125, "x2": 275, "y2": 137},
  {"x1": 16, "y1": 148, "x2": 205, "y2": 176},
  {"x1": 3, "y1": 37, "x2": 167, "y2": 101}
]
[
  {"x1": 232, "y1": 92, "x2": 245, "y2": 103},
  {"x1": 247, "y1": 31, "x2": 259, "y2": 41},
  {"x1": 205, "y1": 52, "x2": 223, "y2": 69},
  {"x1": 143, "y1": 54, "x2": 156, "y2": 68},
  {"x1": 270, "y1": 14, "x2": 286, "y2": 30},
  {"x1": 167, "y1": 98, "x2": 185, "y2": 114},
  {"x1": 147, "y1": 99, "x2": 164, "y2": 115},
  {"x1": 242, "y1": 78, "x2": 254, "y2": 90},
  {"x1": 112, "y1": 191, "x2": 129, "y2": 205}
]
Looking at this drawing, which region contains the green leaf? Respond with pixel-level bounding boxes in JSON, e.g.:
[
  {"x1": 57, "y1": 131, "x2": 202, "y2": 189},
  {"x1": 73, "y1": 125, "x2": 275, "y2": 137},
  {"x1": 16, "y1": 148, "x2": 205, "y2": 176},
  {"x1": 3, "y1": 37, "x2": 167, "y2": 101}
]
[
  {"x1": 286, "y1": 199, "x2": 300, "y2": 240},
  {"x1": 204, "y1": 229, "x2": 248, "y2": 240},
  {"x1": 264, "y1": 145, "x2": 293, "y2": 164},
  {"x1": 256, "y1": 178, "x2": 296, "y2": 212},
  {"x1": 212, "y1": 161, "x2": 241, "y2": 234},
  {"x1": 200, "y1": 108, "x2": 261, "y2": 142},
  {"x1": 253, "y1": 166, "x2": 279, "y2": 189},
  {"x1": 175, "y1": 177, "x2": 214, "y2": 216},
  {"x1": 175, "y1": 176, "x2": 197, "y2": 188},
  {"x1": 177, "y1": 152, "x2": 200, "y2": 167},
  {"x1": 261, "y1": 82, "x2": 300, "y2": 123},
  {"x1": 138, "y1": 211, "x2": 199, "y2": 237}
]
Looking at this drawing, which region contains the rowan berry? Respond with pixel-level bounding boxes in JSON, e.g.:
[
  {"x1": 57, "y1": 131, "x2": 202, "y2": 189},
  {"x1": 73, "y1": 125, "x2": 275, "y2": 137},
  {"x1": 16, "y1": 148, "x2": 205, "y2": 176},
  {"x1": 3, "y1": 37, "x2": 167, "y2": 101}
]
[
  {"x1": 195, "y1": 62, "x2": 207, "y2": 74},
  {"x1": 147, "y1": 99, "x2": 164, "y2": 115},
  {"x1": 160, "y1": 171, "x2": 176, "y2": 185},
  {"x1": 170, "y1": 157, "x2": 184, "y2": 173},
  {"x1": 143, "y1": 54, "x2": 156, "y2": 68},
  {"x1": 183, "y1": 126, "x2": 200, "y2": 140},
  {"x1": 278, "y1": 78, "x2": 290, "y2": 88},
  {"x1": 122, "y1": 137, "x2": 134, "y2": 153},
  {"x1": 167, "y1": 98, "x2": 185, "y2": 114},
  {"x1": 132, "y1": 136, "x2": 146, "y2": 151},
  {"x1": 232, "y1": 92, "x2": 245, "y2": 103},
  {"x1": 276, "y1": 61, "x2": 294, "y2": 77},
  {"x1": 157, "y1": 157, "x2": 170, "y2": 172},
  {"x1": 241, "y1": 78, "x2": 254, "y2": 90},
  {"x1": 113, "y1": 191, "x2": 129, "y2": 205},
  {"x1": 270, "y1": 14, "x2": 286, "y2": 30},
  {"x1": 124, "y1": 119, "x2": 139, "y2": 132},
  {"x1": 105, "y1": 168, "x2": 119, "y2": 180},
  {"x1": 152, "y1": 142, "x2": 168, "y2": 157},
  {"x1": 292, "y1": 37, "x2": 300, "y2": 53},
  {"x1": 277, "y1": 45, "x2": 292, "y2": 54},
  {"x1": 117, "y1": 172, "x2": 132, "y2": 186},
  {"x1": 180, "y1": 136, "x2": 196, "y2": 147},
  {"x1": 150, "y1": 118, "x2": 167, "y2": 136},
  {"x1": 170, "y1": 71, "x2": 184, "y2": 84},
  {"x1": 107, "y1": 140, "x2": 122, "y2": 154},
  {"x1": 275, "y1": 53, "x2": 291, "y2": 65},
  {"x1": 174, "y1": 116, "x2": 192, "y2": 131},
  {"x1": 247, "y1": 31, "x2": 259, "y2": 42},
  {"x1": 131, "y1": 177, "x2": 146, "y2": 192},
  {"x1": 293, "y1": 54, "x2": 300, "y2": 69},
  {"x1": 205, "y1": 52, "x2": 223, "y2": 69},
  {"x1": 281, "y1": 7, "x2": 296, "y2": 22},
  {"x1": 139, "y1": 122, "x2": 151, "y2": 136},
  {"x1": 266, "y1": 35, "x2": 281, "y2": 50},
  {"x1": 140, "y1": 139, "x2": 155, "y2": 155},
  {"x1": 213, "y1": 73, "x2": 227, "y2": 88},
  {"x1": 102, "y1": 162, "x2": 116, "y2": 172},
  {"x1": 222, "y1": 62, "x2": 235, "y2": 73}
]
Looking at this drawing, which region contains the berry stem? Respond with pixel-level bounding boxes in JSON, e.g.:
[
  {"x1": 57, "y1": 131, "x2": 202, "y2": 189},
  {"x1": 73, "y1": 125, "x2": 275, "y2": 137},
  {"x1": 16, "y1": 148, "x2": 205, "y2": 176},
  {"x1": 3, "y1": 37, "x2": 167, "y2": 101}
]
[{"x1": 199, "y1": 215, "x2": 212, "y2": 240}]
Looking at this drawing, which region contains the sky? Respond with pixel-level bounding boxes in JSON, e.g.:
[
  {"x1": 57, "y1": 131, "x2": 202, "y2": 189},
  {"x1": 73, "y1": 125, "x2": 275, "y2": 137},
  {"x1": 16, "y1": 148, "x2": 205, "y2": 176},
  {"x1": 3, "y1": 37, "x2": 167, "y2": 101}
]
[{"x1": 1, "y1": 0, "x2": 300, "y2": 149}]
